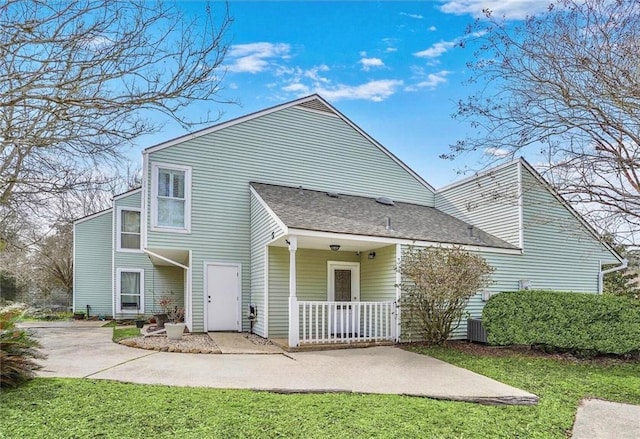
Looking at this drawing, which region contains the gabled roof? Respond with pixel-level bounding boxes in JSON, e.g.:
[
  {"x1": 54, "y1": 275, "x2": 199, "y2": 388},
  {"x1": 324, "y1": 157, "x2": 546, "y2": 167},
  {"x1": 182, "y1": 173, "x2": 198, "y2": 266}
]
[
  {"x1": 251, "y1": 182, "x2": 518, "y2": 250},
  {"x1": 143, "y1": 94, "x2": 435, "y2": 193}
]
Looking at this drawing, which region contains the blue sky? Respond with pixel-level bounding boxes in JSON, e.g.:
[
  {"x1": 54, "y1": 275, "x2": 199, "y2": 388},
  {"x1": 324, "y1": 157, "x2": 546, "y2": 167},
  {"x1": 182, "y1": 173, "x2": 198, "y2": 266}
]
[{"x1": 136, "y1": 1, "x2": 552, "y2": 188}]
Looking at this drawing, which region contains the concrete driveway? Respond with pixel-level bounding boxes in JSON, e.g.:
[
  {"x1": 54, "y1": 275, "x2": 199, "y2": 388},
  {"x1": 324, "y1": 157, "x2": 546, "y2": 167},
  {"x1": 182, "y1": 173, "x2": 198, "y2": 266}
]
[{"x1": 24, "y1": 321, "x2": 537, "y2": 405}]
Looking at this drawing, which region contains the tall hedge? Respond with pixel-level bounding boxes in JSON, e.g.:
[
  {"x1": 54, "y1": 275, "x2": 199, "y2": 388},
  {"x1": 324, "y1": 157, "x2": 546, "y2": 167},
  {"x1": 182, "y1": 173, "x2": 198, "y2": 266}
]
[{"x1": 482, "y1": 290, "x2": 640, "y2": 356}]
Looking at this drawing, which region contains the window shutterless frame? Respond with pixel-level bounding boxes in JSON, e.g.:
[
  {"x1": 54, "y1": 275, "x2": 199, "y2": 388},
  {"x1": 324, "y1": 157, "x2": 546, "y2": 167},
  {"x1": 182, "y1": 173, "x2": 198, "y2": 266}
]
[
  {"x1": 116, "y1": 207, "x2": 142, "y2": 252},
  {"x1": 150, "y1": 162, "x2": 192, "y2": 233},
  {"x1": 116, "y1": 268, "x2": 144, "y2": 314}
]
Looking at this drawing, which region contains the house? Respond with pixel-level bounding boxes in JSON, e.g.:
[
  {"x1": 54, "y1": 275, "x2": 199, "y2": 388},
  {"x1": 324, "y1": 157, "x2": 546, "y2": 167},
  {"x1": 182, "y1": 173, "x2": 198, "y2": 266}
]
[{"x1": 73, "y1": 94, "x2": 624, "y2": 347}]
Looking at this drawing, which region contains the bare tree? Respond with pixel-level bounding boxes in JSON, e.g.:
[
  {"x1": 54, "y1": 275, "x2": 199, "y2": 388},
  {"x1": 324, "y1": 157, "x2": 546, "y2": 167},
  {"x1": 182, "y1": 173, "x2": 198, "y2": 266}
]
[
  {"x1": 0, "y1": 0, "x2": 233, "y2": 224},
  {"x1": 445, "y1": 0, "x2": 640, "y2": 244}
]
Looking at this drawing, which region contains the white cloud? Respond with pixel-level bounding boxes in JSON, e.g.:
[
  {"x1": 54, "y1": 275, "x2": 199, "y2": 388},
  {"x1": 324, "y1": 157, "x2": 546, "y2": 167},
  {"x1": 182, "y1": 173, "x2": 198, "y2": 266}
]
[
  {"x1": 314, "y1": 79, "x2": 403, "y2": 102},
  {"x1": 227, "y1": 42, "x2": 291, "y2": 73},
  {"x1": 386, "y1": 47, "x2": 398, "y2": 53},
  {"x1": 429, "y1": 25, "x2": 437, "y2": 31},
  {"x1": 485, "y1": 147, "x2": 511, "y2": 158},
  {"x1": 360, "y1": 57, "x2": 385, "y2": 71},
  {"x1": 282, "y1": 83, "x2": 309, "y2": 93},
  {"x1": 400, "y1": 12, "x2": 424, "y2": 19},
  {"x1": 440, "y1": 0, "x2": 551, "y2": 19},
  {"x1": 406, "y1": 70, "x2": 450, "y2": 91},
  {"x1": 414, "y1": 40, "x2": 457, "y2": 58}
]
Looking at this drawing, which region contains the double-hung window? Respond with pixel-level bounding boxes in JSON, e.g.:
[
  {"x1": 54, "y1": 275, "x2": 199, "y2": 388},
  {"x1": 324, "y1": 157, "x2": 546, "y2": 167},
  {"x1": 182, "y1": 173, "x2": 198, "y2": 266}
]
[
  {"x1": 152, "y1": 163, "x2": 191, "y2": 232},
  {"x1": 117, "y1": 207, "x2": 141, "y2": 251},
  {"x1": 117, "y1": 269, "x2": 144, "y2": 313}
]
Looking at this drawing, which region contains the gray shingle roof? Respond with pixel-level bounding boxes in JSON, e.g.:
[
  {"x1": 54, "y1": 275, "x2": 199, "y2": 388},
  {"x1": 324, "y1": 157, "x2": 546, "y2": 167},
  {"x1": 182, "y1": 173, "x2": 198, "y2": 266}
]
[{"x1": 251, "y1": 183, "x2": 518, "y2": 250}]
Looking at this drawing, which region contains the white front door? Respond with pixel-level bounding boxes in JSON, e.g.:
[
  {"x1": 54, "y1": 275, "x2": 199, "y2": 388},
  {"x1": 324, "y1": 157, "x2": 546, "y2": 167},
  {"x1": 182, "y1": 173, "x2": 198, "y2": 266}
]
[
  {"x1": 328, "y1": 262, "x2": 360, "y2": 337},
  {"x1": 206, "y1": 263, "x2": 240, "y2": 331}
]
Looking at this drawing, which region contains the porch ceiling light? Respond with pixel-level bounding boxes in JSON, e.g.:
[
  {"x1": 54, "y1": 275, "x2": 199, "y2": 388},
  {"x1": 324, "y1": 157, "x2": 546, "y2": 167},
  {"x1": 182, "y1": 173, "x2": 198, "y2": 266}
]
[{"x1": 329, "y1": 244, "x2": 340, "y2": 252}]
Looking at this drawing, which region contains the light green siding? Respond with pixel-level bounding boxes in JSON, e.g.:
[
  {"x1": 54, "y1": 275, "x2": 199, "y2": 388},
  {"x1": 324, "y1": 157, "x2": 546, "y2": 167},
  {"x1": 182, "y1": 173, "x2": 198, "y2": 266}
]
[
  {"x1": 360, "y1": 245, "x2": 397, "y2": 301},
  {"x1": 401, "y1": 165, "x2": 620, "y2": 340},
  {"x1": 74, "y1": 211, "x2": 112, "y2": 316},
  {"x1": 147, "y1": 104, "x2": 434, "y2": 332},
  {"x1": 267, "y1": 247, "x2": 360, "y2": 338},
  {"x1": 114, "y1": 190, "x2": 184, "y2": 318},
  {"x1": 250, "y1": 192, "x2": 285, "y2": 336},
  {"x1": 436, "y1": 162, "x2": 521, "y2": 247}
]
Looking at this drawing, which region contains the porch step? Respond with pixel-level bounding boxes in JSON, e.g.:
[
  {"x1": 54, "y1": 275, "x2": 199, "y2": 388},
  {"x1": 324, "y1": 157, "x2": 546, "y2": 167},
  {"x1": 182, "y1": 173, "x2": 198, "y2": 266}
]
[{"x1": 270, "y1": 338, "x2": 396, "y2": 352}]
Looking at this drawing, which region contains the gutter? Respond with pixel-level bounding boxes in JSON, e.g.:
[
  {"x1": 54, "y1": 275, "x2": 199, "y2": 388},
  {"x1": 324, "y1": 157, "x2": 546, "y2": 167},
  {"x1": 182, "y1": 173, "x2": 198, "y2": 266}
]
[{"x1": 598, "y1": 258, "x2": 629, "y2": 294}]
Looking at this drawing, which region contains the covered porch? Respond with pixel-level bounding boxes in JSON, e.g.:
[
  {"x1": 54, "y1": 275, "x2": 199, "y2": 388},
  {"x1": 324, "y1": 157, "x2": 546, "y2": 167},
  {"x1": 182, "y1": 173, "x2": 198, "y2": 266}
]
[{"x1": 267, "y1": 234, "x2": 400, "y2": 348}]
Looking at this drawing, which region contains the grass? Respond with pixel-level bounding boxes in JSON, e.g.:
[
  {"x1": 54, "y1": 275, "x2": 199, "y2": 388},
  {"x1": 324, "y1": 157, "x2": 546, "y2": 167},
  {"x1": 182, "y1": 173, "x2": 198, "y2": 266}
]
[
  {"x1": 112, "y1": 326, "x2": 140, "y2": 342},
  {"x1": 0, "y1": 346, "x2": 638, "y2": 438}
]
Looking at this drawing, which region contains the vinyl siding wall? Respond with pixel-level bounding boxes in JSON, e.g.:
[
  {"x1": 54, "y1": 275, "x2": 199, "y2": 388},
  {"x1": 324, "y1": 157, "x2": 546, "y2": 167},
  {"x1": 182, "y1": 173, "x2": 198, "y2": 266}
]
[
  {"x1": 147, "y1": 105, "x2": 434, "y2": 332},
  {"x1": 360, "y1": 245, "x2": 397, "y2": 301},
  {"x1": 114, "y1": 191, "x2": 184, "y2": 318},
  {"x1": 74, "y1": 211, "x2": 113, "y2": 316},
  {"x1": 250, "y1": 192, "x2": 285, "y2": 336},
  {"x1": 435, "y1": 162, "x2": 521, "y2": 247},
  {"x1": 401, "y1": 165, "x2": 620, "y2": 340}
]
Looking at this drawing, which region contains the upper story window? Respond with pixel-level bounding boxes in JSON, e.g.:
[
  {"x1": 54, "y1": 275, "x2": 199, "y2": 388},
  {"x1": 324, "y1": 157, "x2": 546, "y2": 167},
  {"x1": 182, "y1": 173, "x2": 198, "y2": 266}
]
[
  {"x1": 117, "y1": 207, "x2": 141, "y2": 251},
  {"x1": 151, "y1": 163, "x2": 192, "y2": 232}
]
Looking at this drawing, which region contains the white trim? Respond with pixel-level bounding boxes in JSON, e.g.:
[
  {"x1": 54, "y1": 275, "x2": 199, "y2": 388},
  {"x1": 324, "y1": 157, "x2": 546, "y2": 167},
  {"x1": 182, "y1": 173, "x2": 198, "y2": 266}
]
[
  {"x1": 111, "y1": 207, "x2": 116, "y2": 317},
  {"x1": 395, "y1": 244, "x2": 402, "y2": 342},
  {"x1": 519, "y1": 159, "x2": 624, "y2": 263},
  {"x1": 517, "y1": 161, "x2": 524, "y2": 250},
  {"x1": 115, "y1": 268, "x2": 145, "y2": 314},
  {"x1": 287, "y1": 228, "x2": 523, "y2": 255},
  {"x1": 143, "y1": 94, "x2": 436, "y2": 195},
  {"x1": 327, "y1": 261, "x2": 360, "y2": 302},
  {"x1": 112, "y1": 187, "x2": 142, "y2": 201},
  {"x1": 436, "y1": 159, "x2": 520, "y2": 193},
  {"x1": 150, "y1": 162, "x2": 192, "y2": 233},
  {"x1": 263, "y1": 245, "x2": 270, "y2": 337},
  {"x1": 186, "y1": 251, "x2": 193, "y2": 330},
  {"x1": 250, "y1": 185, "x2": 289, "y2": 234},
  {"x1": 203, "y1": 262, "x2": 242, "y2": 332},
  {"x1": 73, "y1": 208, "x2": 112, "y2": 225},
  {"x1": 72, "y1": 223, "x2": 77, "y2": 313},
  {"x1": 142, "y1": 152, "x2": 149, "y2": 248},
  {"x1": 142, "y1": 249, "x2": 189, "y2": 270},
  {"x1": 115, "y1": 206, "x2": 142, "y2": 253}
]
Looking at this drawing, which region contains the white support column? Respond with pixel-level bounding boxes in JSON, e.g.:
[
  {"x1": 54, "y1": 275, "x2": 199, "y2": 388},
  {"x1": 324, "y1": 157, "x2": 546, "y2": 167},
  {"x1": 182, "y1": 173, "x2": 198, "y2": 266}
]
[
  {"x1": 394, "y1": 244, "x2": 402, "y2": 342},
  {"x1": 288, "y1": 236, "x2": 299, "y2": 347}
]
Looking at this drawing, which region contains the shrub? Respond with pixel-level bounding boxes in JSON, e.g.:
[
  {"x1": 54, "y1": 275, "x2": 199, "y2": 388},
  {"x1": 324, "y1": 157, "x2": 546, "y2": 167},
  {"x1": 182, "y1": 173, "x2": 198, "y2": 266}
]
[
  {"x1": 399, "y1": 246, "x2": 494, "y2": 344},
  {"x1": 0, "y1": 310, "x2": 46, "y2": 387},
  {"x1": 483, "y1": 290, "x2": 640, "y2": 356}
]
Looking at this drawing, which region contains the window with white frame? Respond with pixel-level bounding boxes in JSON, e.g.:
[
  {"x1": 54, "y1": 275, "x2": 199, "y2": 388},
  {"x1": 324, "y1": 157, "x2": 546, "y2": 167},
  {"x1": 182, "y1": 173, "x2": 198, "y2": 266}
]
[
  {"x1": 117, "y1": 269, "x2": 144, "y2": 313},
  {"x1": 117, "y1": 208, "x2": 141, "y2": 251},
  {"x1": 151, "y1": 163, "x2": 191, "y2": 231}
]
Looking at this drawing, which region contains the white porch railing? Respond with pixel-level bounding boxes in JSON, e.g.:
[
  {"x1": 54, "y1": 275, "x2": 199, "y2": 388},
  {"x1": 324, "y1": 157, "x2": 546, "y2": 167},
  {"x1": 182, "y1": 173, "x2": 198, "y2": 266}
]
[{"x1": 298, "y1": 301, "x2": 396, "y2": 344}]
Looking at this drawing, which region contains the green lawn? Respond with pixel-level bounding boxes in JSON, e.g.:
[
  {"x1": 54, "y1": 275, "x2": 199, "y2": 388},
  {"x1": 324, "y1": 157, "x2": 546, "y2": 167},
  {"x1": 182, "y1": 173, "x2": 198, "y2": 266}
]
[
  {"x1": 112, "y1": 326, "x2": 140, "y2": 342},
  {"x1": 0, "y1": 346, "x2": 638, "y2": 438}
]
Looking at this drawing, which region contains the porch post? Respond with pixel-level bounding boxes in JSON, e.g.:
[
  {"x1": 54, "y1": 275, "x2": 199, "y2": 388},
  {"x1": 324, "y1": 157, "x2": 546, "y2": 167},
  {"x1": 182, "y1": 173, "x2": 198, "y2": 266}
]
[{"x1": 288, "y1": 236, "x2": 299, "y2": 347}]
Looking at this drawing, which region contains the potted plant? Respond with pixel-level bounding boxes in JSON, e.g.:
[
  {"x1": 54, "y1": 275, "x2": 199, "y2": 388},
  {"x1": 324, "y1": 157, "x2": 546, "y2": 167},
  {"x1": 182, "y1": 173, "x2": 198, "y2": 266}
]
[{"x1": 159, "y1": 295, "x2": 186, "y2": 340}]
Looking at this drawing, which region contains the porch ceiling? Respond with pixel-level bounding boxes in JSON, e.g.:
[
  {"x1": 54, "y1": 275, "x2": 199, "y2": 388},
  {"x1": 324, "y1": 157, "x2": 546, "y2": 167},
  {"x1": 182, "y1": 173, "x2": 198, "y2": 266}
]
[
  {"x1": 145, "y1": 248, "x2": 189, "y2": 268},
  {"x1": 271, "y1": 235, "x2": 391, "y2": 252}
]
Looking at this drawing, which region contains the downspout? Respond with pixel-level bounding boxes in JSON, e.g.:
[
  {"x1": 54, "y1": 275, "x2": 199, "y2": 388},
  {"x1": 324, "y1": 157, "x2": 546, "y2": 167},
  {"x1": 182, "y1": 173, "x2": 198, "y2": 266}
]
[{"x1": 598, "y1": 258, "x2": 628, "y2": 294}]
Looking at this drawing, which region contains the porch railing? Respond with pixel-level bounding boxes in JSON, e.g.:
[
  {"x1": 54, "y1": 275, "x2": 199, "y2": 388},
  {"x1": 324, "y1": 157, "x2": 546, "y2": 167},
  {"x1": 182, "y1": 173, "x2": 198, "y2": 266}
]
[{"x1": 298, "y1": 300, "x2": 396, "y2": 344}]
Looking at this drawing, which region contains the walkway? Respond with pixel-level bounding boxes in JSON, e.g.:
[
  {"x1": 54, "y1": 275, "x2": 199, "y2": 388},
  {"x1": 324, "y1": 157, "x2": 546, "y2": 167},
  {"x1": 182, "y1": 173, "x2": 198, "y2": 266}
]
[{"x1": 23, "y1": 321, "x2": 537, "y2": 405}]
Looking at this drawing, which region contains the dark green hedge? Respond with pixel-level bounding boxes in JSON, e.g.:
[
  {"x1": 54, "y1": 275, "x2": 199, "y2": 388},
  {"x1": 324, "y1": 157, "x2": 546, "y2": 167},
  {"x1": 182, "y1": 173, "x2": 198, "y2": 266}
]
[{"x1": 482, "y1": 290, "x2": 640, "y2": 356}]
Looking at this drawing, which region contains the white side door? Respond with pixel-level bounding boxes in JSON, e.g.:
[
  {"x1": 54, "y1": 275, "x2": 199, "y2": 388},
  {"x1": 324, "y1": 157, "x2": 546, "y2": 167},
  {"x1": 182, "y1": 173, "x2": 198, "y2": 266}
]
[{"x1": 206, "y1": 263, "x2": 240, "y2": 331}]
